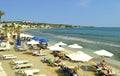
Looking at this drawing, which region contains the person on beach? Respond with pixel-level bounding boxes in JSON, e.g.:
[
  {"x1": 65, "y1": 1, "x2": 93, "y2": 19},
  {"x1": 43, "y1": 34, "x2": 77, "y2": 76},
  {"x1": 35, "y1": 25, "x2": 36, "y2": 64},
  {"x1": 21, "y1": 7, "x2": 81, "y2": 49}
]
[
  {"x1": 101, "y1": 65, "x2": 112, "y2": 76},
  {"x1": 97, "y1": 60, "x2": 112, "y2": 76},
  {"x1": 41, "y1": 42, "x2": 48, "y2": 49},
  {"x1": 38, "y1": 47, "x2": 42, "y2": 54},
  {"x1": 100, "y1": 60, "x2": 107, "y2": 67},
  {"x1": 96, "y1": 60, "x2": 107, "y2": 70},
  {"x1": 60, "y1": 65, "x2": 78, "y2": 76},
  {"x1": 30, "y1": 44, "x2": 34, "y2": 53}
]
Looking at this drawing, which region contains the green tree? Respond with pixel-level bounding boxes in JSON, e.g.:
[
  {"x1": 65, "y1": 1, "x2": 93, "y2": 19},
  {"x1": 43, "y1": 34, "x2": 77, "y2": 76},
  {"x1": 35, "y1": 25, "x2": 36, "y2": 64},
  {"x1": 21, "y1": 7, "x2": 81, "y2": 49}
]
[
  {"x1": 2, "y1": 24, "x2": 8, "y2": 36},
  {"x1": 15, "y1": 25, "x2": 22, "y2": 38},
  {"x1": 0, "y1": 10, "x2": 5, "y2": 22}
]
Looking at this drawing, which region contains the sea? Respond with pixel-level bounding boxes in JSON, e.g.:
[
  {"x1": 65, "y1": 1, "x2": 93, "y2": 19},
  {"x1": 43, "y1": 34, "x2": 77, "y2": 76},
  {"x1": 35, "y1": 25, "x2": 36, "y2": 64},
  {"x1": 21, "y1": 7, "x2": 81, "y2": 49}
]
[{"x1": 24, "y1": 27, "x2": 120, "y2": 61}]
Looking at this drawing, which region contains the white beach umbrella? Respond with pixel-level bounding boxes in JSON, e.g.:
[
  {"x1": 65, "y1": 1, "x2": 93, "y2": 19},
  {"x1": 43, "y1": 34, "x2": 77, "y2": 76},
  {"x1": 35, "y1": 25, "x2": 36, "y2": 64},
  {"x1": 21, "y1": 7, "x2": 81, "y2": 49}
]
[
  {"x1": 26, "y1": 34, "x2": 34, "y2": 38},
  {"x1": 66, "y1": 51, "x2": 93, "y2": 62},
  {"x1": 68, "y1": 44, "x2": 83, "y2": 49},
  {"x1": 27, "y1": 40, "x2": 39, "y2": 44},
  {"x1": 20, "y1": 33, "x2": 34, "y2": 38},
  {"x1": 7, "y1": 33, "x2": 11, "y2": 39},
  {"x1": 54, "y1": 42, "x2": 67, "y2": 46},
  {"x1": 20, "y1": 33, "x2": 27, "y2": 38},
  {"x1": 48, "y1": 45, "x2": 64, "y2": 51},
  {"x1": 93, "y1": 49, "x2": 114, "y2": 57}
]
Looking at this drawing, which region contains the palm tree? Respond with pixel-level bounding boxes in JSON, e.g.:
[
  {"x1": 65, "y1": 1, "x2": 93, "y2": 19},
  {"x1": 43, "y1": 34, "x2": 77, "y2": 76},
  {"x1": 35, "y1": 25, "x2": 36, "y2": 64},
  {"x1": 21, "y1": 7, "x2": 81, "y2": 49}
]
[{"x1": 0, "y1": 10, "x2": 5, "y2": 22}]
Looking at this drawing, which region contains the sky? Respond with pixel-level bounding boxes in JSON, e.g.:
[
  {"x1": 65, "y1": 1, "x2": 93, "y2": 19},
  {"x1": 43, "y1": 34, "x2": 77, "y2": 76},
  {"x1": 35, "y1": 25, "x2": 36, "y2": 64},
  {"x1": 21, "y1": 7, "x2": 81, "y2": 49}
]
[{"x1": 0, "y1": 0, "x2": 120, "y2": 27}]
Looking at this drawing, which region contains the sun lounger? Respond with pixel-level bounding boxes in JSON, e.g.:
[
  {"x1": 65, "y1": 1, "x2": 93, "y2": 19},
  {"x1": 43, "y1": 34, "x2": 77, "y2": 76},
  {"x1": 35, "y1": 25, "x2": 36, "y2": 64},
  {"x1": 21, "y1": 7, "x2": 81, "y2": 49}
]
[
  {"x1": 16, "y1": 69, "x2": 40, "y2": 76},
  {"x1": 98, "y1": 71, "x2": 116, "y2": 76},
  {"x1": 0, "y1": 43, "x2": 10, "y2": 51},
  {"x1": 33, "y1": 45, "x2": 40, "y2": 50},
  {"x1": 0, "y1": 47, "x2": 7, "y2": 51},
  {"x1": 3, "y1": 56, "x2": 17, "y2": 60},
  {"x1": 96, "y1": 66, "x2": 116, "y2": 76},
  {"x1": 13, "y1": 63, "x2": 33, "y2": 69},
  {"x1": 35, "y1": 53, "x2": 46, "y2": 56},
  {"x1": 0, "y1": 54, "x2": 17, "y2": 60},
  {"x1": 33, "y1": 51, "x2": 46, "y2": 56},
  {"x1": 10, "y1": 60, "x2": 28, "y2": 65},
  {"x1": 16, "y1": 46, "x2": 26, "y2": 51},
  {"x1": 24, "y1": 69, "x2": 40, "y2": 74},
  {"x1": 0, "y1": 54, "x2": 13, "y2": 58},
  {"x1": 34, "y1": 74, "x2": 47, "y2": 76}
]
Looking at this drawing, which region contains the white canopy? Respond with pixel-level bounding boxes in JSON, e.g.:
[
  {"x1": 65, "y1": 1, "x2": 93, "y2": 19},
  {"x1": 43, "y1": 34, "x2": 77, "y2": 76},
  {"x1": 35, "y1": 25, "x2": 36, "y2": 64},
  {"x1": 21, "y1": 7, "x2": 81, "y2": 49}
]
[
  {"x1": 93, "y1": 49, "x2": 114, "y2": 57},
  {"x1": 66, "y1": 51, "x2": 93, "y2": 62},
  {"x1": 68, "y1": 44, "x2": 83, "y2": 49},
  {"x1": 7, "y1": 33, "x2": 11, "y2": 39},
  {"x1": 54, "y1": 42, "x2": 67, "y2": 46},
  {"x1": 20, "y1": 33, "x2": 34, "y2": 38},
  {"x1": 48, "y1": 46, "x2": 64, "y2": 51},
  {"x1": 27, "y1": 40, "x2": 39, "y2": 44},
  {"x1": 20, "y1": 33, "x2": 26, "y2": 37},
  {"x1": 26, "y1": 34, "x2": 34, "y2": 38}
]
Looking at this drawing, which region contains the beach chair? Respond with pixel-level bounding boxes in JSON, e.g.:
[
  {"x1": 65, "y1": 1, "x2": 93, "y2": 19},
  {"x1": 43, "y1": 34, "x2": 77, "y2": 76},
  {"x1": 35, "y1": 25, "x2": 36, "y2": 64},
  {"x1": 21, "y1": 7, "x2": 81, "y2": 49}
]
[
  {"x1": 0, "y1": 43, "x2": 10, "y2": 51},
  {"x1": 32, "y1": 45, "x2": 40, "y2": 50},
  {"x1": 0, "y1": 47, "x2": 7, "y2": 51},
  {"x1": 0, "y1": 54, "x2": 17, "y2": 60},
  {"x1": 36, "y1": 53, "x2": 46, "y2": 56},
  {"x1": 24, "y1": 69, "x2": 40, "y2": 76},
  {"x1": 10, "y1": 60, "x2": 28, "y2": 65},
  {"x1": 24, "y1": 69, "x2": 40, "y2": 74},
  {"x1": 35, "y1": 74, "x2": 47, "y2": 76},
  {"x1": 5, "y1": 43, "x2": 11, "y2": 51},
  {"x1": 16, "y1": 69, "x2": 33, "y2": 76},
  {"x1": 16, "y1": 69, "x2": 40, "y2": 76},
  {"x1": 99, "y1": 71, "x2": 116, "y2": 76},
  {"x1": 96, "y1": 68, "x2": 116, "y2": 76},
  {"x1": 16, "y1": 45, "x2": 26, "y2": 51},
  {"x1": 13, "y1": 63, "x2": 33, "y2": 69},
  {"x1": 33, "y1": 51, "x2": 46, "y2": 56},
  {"x1": 3, "y1": 56, "x2": 17, "y2": 60}
]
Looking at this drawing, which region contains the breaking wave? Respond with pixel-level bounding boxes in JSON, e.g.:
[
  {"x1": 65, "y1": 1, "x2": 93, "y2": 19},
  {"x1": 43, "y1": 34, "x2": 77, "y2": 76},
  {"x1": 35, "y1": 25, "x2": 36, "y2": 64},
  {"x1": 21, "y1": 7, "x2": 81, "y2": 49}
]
[{"x1": 39, "y1": 32, "x2": 120, "y2": 48}]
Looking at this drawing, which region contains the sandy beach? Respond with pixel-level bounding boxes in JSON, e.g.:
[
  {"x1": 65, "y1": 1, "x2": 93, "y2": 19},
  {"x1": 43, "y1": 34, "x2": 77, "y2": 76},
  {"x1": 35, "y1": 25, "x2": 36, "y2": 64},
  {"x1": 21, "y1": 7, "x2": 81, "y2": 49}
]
[
  {"x1": 0, "y1": 43, "x2": 91, "y2": 76},
  {"x1": 0, "y1": 39, "x2": 120, "y2": 76},
  {"x1": 1, "y1": 0, "x2": 120, "y2": 75}
]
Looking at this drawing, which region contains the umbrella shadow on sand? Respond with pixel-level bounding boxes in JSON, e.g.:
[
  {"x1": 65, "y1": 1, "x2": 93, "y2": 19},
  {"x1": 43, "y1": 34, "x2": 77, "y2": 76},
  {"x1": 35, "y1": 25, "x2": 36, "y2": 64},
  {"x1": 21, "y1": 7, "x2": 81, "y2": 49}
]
[{"x1": 22, "y1": 51, "x2": 33, "y2": 55}]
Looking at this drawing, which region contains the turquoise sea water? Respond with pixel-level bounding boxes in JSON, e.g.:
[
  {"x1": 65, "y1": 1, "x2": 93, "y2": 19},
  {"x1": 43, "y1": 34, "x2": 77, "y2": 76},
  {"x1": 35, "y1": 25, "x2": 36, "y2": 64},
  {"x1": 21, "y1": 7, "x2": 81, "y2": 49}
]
[{"x1": 24, "y1": 27, "x2": 120, "y2": 60}]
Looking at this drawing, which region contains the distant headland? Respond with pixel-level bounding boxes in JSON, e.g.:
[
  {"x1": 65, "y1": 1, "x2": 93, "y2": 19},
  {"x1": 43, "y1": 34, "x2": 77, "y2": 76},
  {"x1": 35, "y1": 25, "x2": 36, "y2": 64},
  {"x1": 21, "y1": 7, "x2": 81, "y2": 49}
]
[{"x1": 0, "y1": 21, "x2": 95, "y2": 29}]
